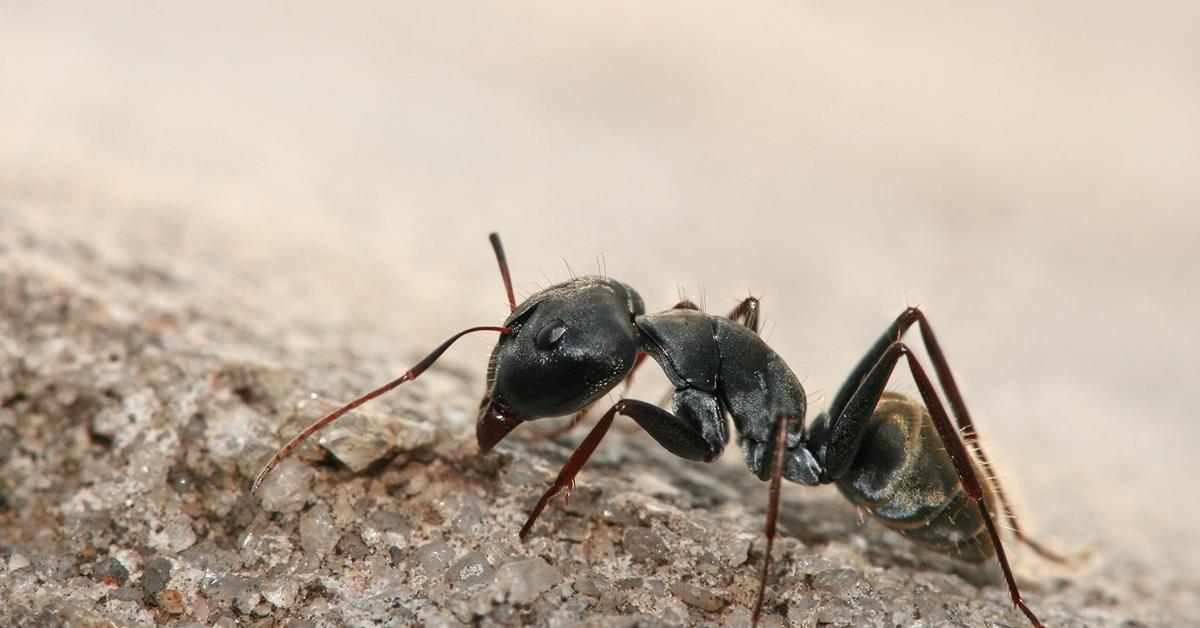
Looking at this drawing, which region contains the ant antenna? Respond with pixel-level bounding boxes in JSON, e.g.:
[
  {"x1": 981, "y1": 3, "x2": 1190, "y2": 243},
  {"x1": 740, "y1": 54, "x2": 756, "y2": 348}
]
[
  {"x1": 489, "y1": 233, "x2": 517, "y2": 312},
  {"x1": 251, "y1": 325, "x2": 509, "y2": 495}
]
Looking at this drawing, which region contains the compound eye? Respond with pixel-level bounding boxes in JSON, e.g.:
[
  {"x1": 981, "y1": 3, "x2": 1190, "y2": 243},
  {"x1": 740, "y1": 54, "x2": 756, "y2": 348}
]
[{"x1": 535, "y1": 319, "x2": 568, "y2": 350}]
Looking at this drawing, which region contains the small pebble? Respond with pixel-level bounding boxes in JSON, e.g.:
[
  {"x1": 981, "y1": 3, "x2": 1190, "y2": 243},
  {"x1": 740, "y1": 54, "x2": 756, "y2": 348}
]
[
  {"x1": 453, "y1": 493, "x2": 484, "y2": 534},
  {"x1": 359, "y1": 509, "x2": 407, "y2": 549},
  {"x1": 498, "y1": 558, "x2": 563, "y2": 605},
  {"x1": 722, "y1": 534, "x2": 752, "y2": 567},
  {"x1": 37, "y1": 554, "x2": 79, "y2": 581},
  {"x1": 812, "y1": 567, "x2": 866, "y2": 596},
  {"x1": 108, "y1": 587, "x2": 143, "y2": 602},
  {"x1": 320, "y1": 420, "x2": 394, "y2": 473},
  {"x1": 155, "y1": 589, "x2": 185, "y2": 614},
  {"x1": 573, "y1": 576, "x2": 604, "y2": 597},
  {"x1": 445, "y1": 550, "x2": 495, "y2": 587},
  {"x1": 335, "y1": 533, "x2": 370, "y2": 561},
  {"x1": 795, "y1": 554, "x2": 838, "y2": 576},
  {"x1": 143, "y1": 557, "x2": 173, "y2": 597},
  {"x1": 299, "y1": 503, "x2": 339, "y2": 556},
  {"x1": 8, "y1": 553, "x2": 31, "y2": 573},
  {"x1": 200, "y1": 569, "x2": 261, "y2": 604},
  {"x1": 262, "y1": 578, "x2": 300, "y2": 609},
  {"x1": 93, "y1": 556, "x2": 129, "y2": 585},
  {"x1": 616, "y1": 577, "x2": 643, "y2": 590},
  {"x1": 416, "y1": 540, "x2": 455, "y2": 575},
  {"x1": 622, "y1": 528, "x2": 668, "y2": 565},
  {"x1": 149, "y1": 515, "x2": 198, "y2": 553},
  {"x1": 670, "y1": 581, "x2": 726, "y2": 612},
  {"x1": 257, "y1": 458, "x2": 313, "y2": 513}
]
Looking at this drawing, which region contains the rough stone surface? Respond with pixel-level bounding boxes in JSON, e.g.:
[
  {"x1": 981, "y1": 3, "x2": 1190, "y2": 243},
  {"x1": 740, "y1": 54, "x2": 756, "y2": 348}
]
[
  {"x1": 142, "y1": 557, "x2": 173, "y2": 598},
  {"x1": 0, "y1": 207, "x2": 1195, "y2": 628},
  {"x1": 497, "y1": 558, "x2": 563, "y2": 605}
]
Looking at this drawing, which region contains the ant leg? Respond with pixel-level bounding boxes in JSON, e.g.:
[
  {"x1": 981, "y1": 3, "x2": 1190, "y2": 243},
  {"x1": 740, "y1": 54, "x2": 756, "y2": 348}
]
[
  {"x1": 903, "y1": 309, "x2": 1071, "y2": 562},
  {"x1": 818, "y1": 342, "x2": 1044, "y2": 628},
  {"x1": 520, "y1": 395, "x2": 724, "y2": 540},
  {"x1": 901, "y1": 346, "x2": 1045, "y2": 628},
  {"x1": 752, "y1": 413, "x2": 791, "y2": 625},
  {"x1": 827, "y1": 308, "x2": 1067, "y2": 562},
  {"x1": 519, "y1": 404, "x2": 618, "y2": 540}
]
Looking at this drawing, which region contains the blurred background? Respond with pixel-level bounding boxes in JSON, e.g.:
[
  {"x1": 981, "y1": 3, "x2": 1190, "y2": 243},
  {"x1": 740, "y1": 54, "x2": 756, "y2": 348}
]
[{"x1": 3, "y1": 0, "x2": 1197, "y2": 609}]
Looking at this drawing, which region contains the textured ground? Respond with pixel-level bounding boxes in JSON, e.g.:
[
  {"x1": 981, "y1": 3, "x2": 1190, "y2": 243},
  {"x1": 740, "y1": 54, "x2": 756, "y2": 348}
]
[{"x1": 0, "y1": 205, "x2": 1185, "y2": 627}]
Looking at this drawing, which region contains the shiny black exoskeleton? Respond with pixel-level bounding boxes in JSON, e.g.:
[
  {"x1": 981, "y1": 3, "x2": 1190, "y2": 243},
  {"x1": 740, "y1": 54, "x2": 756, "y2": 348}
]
[
  {"x1": 253, "y1": 234, "x2": 1063, "y2": 628},
  {"x1": 478, "y1": 275, "x2": 818, "y2": 487}
]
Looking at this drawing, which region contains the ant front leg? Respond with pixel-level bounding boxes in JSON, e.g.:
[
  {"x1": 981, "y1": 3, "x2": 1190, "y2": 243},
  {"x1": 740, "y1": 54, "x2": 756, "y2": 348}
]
[{"x1": 519, "y1": 389, "x2": 726, "y2": 539}]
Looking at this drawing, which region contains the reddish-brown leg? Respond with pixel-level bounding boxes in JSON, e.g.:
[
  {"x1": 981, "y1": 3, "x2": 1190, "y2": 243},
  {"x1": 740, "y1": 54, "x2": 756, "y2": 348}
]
[
  {"x1": 518, "y1": 403, "x2": 621, "y2": 539},
  {"x1": 901, "y1": 309, "x2": 1070, "y2": 562},
  {"x1": 833, "y1": 307, "x2": 1068, "y2": 563},
  {"x1": 519, "y1": 398, "x2": 719, "y2": 540},
  {"x1": 898, "y1": 344, "x2": 1045, "y2": 628},
  {"x1": 752, "y1": 413, "x2": 791, "y2": 625}
]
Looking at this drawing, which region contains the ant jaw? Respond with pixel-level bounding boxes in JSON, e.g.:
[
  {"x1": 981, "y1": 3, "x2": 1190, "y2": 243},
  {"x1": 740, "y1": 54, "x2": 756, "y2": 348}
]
[{"x1": 477, "y1": 397, "x2": 524, "y2": 454}]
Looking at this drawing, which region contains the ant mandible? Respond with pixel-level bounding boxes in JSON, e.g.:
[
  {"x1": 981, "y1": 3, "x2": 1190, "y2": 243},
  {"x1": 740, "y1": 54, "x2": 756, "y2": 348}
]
[{"x1": 252, "y1": 233, "x2": 1064, "y2": 626}]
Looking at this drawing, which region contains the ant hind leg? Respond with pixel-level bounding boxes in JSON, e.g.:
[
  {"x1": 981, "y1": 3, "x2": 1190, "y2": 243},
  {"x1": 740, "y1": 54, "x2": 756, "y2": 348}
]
[{"x1": 830, "y1": 307, "x2": 1070, "y2": 562}]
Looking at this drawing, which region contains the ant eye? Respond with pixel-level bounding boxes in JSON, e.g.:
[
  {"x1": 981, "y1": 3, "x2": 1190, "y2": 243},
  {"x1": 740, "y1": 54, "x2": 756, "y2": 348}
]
[{"x1": 535, "y1": 319, "x2": 568, "y2": 350}]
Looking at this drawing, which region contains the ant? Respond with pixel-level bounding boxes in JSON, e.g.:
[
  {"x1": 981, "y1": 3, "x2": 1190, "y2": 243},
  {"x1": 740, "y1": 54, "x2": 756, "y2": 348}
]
[{"x1": 252, "y1": 233, "x2": 1065, "y2": 626}]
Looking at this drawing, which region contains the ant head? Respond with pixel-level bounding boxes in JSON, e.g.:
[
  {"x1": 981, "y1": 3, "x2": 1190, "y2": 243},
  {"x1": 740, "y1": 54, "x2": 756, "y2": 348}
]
[{"x1": 477, "y1": 277, "x2": 644, "y2": 452}]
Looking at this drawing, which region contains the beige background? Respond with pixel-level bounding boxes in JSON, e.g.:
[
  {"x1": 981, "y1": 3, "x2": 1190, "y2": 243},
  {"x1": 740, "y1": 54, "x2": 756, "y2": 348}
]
[{"x1": 3, "y1": 1, "x2": 1198, "y2": 619}]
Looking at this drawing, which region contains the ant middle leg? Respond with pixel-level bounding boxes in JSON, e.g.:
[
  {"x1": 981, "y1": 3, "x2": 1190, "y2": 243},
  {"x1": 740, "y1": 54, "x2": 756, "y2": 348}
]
[
  {"x1": 519, "y1": 390, "x2": 726, "y2": 539},
  {"x1": 752, "y1": 413, "x2": 798, "y2": 625}
]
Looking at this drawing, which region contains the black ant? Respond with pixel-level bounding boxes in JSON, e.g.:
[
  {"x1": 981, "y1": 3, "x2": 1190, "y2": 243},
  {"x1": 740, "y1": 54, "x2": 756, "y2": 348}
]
[{"x1": 252, "y1": 233, "x2": 1065, "y2": 626}]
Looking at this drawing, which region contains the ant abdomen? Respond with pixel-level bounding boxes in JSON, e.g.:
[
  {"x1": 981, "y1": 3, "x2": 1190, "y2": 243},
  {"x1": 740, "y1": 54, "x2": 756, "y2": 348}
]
[{"x1": 836, "y1": 392, "x2": 999, "y2": 562}]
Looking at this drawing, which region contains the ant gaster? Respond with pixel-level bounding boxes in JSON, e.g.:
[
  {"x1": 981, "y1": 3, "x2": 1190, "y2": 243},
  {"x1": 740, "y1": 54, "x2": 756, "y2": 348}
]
[{"x1": 252, "y1": 233, "x2": 1065, "y2": 627}]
